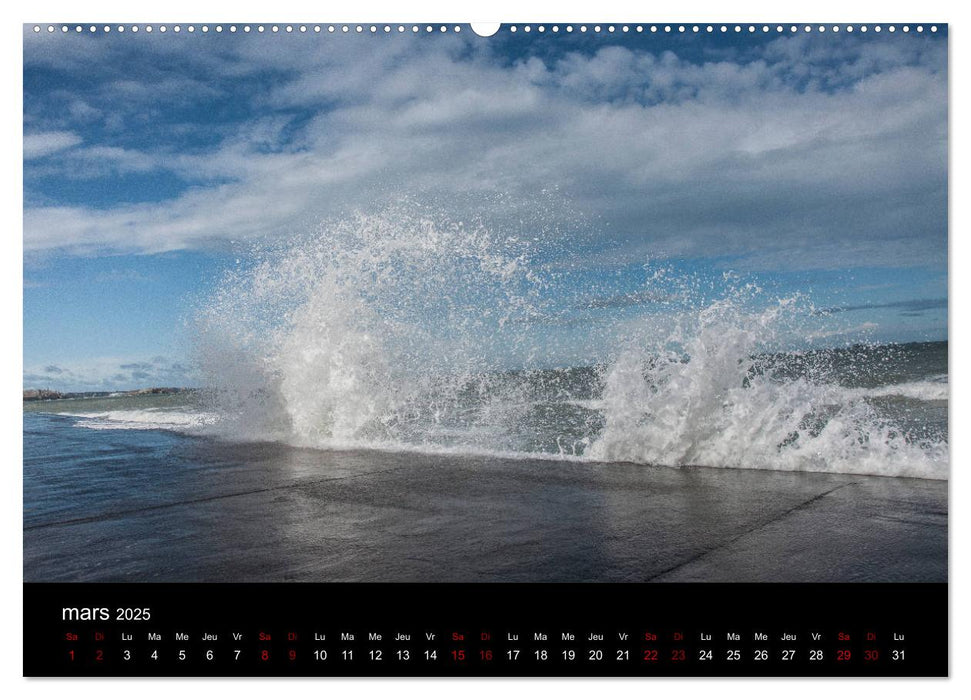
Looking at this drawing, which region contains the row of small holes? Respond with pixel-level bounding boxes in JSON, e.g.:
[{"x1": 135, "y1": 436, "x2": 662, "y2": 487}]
[
  {"x1": 33, "y1": 25, "x2": 464, "y2": 33},
  {"x1": 509, "y1": 24, "x2": 938, "y2": 34},
  {"x1": 32, "y1": 24, "x2": 941, "y2": 34}
]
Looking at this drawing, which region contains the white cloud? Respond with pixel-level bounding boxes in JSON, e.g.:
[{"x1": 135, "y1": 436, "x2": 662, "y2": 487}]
[{"x1": 23, "y1": 130, "x2": 82, "y2": 159}]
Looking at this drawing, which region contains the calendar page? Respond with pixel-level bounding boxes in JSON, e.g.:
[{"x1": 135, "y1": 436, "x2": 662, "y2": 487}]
[{"x1": 22, "y1": 20, "x2": 948, "y2": 677}]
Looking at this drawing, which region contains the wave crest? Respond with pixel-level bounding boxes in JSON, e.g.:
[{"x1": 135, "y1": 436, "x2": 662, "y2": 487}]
[{"x1": 587, "y1": 300, "x2": 947, "y2": 479}]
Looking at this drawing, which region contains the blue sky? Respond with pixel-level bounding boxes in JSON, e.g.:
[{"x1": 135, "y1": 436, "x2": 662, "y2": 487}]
[{"x1": 23, "y1": 25, "x2": 947, "y2": 391}]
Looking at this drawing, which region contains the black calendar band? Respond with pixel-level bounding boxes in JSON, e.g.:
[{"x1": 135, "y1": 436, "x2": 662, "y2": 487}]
[{"x1": 23, "y1": 582, "x2": 947, "y2": 677}]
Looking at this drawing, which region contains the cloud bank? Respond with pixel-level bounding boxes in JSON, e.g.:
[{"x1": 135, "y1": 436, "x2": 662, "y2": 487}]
[{"x1": 24, "y1": 29, "x2": 947, "y2": 271}]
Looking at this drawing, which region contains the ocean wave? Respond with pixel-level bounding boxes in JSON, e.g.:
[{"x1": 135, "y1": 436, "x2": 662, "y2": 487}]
[
  {"x1": 131, "y1": 209, "x2": 949, "y2": 480},
  {"x1": 67, "y1": 408, "x2": 217, "y2": 432},
  {"x1": 862, "y1": 380, "x2": 948, "y2": 402},
  {"x1": 60, "y1": 376, "x2": 948, "y2": 481}
]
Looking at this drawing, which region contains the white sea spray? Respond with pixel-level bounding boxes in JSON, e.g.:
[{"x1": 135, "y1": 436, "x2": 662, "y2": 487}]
[{"x1": 70, "y1": 206, "x2": 947, "y2": 480}]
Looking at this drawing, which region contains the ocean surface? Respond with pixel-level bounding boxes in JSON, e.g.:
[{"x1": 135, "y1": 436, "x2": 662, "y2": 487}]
[
  {"x1": 25, "y1": 341, "x2": 947, "y2": 481},
  {"x1": 22, "y1": 214, "x2": 949, "y2": 580},
  {"x1": 23, "y1": 404, "x2": 948, "y2": 582}
]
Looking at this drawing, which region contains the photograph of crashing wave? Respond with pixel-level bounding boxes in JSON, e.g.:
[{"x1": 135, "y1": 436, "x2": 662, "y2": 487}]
[{"x1": 24, "y1": 25, "x2": 947, "y2": 582}]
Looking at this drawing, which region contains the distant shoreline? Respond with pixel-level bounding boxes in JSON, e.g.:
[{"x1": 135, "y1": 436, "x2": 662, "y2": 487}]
[{"x1": 23, "y1": 387, "x2": 195, "y2": 402}]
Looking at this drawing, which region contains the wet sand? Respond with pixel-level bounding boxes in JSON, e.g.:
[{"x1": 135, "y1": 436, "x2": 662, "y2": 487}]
[{"x1": 24, "y1": 438, "x2": 947, "y2": 582}]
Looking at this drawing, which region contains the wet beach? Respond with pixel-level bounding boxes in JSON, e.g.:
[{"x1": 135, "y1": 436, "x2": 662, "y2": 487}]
[{"x1": 24, "y1": 413, "x2": 947, "y2": 583}]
